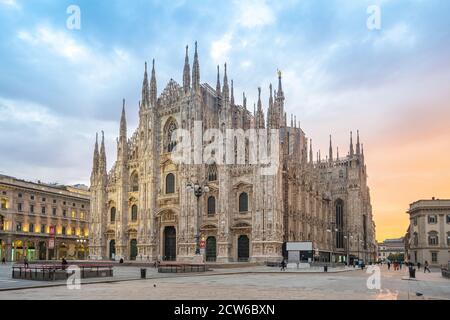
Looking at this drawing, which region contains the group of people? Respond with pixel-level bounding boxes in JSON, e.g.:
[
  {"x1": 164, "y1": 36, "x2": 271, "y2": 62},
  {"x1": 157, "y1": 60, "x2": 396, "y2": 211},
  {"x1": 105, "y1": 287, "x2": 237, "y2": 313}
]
[
  {"x1": 386, "y1": 260, "x2": 432, "y2": 273},
  {"x1": 387, "y1": 260, "x2": 403, "y2": 271}
]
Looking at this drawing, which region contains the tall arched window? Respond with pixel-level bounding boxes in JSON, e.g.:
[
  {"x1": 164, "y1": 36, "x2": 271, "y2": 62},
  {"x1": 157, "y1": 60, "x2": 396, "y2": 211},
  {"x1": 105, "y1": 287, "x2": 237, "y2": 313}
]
[
  {"x1": 207, "y1": 196, "x2": 216, "y2": 216},
  {"x1": 335, "y1": 199, "x2": 344, "y2": 249},
  {"x1": 131, "y1": 205, "x2": 138, "y2": 222},
  {"x1": 110, "y1": 207, "x2": 116, "y2": 223},
  {"x1": 413, "y1": 232, "x2": 418, "y2": 246},
  {"x1": 130, "y1": 172, "x2": 139, "y2": 192},
  {"x1": 166, "y1": 173, "x2": 175, "y2": 194},
  {"x1": 239, "y1": 192, "x2": 248, "y2": 213},
  {"x1": 207, "y1": 163, "x2": 218, "y2": 181},
  {"x1": 0, "y1": 214, "x2": 4, "y2": 231},
  {"x1": 165, "y1": 120, "x2": 178, "y2": 152}
]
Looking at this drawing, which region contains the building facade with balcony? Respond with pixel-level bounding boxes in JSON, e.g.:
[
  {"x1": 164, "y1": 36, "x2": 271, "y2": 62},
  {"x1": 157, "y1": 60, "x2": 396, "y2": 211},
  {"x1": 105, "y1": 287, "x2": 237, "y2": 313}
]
[
  {"x1": 0, "y1": 175, "x2": 90, "y2": 262},
  {"x1": 407, "y1": 198, "x2": 450, "y2": 266}
]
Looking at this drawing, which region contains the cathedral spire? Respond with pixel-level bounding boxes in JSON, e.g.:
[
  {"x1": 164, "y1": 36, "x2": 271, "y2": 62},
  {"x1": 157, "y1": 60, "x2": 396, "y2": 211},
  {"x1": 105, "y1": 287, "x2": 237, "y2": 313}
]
[
  {"x1": 120, "y1": 99, "x2": 127, "y2": 138},
  {"x1": 150, "y1": 59, "x2": 157, "y2": 108},
  {"x1": 350, "y1": 131, "x2": 354, "y2": 157},
  {"x1": 141, "y1": 62, "x2": 150, "y2": 109},
  {"x1": 277, "y1": 69, "x2": 284, "y2": 97},
  {"x1": 230, "y1": 79, "x2": 235, "y2": 106},
  {"x1": 256, "y1": 87, "x2": 265, "y2": 128},
  {"x1": 337, "y1": 146, "x2": 339, "y2": 160},
  {"x1": 356, "y1": 130, "x2": 361, "y2": 155},
  {"x1": 183, "y1": 45, "x2": 190, "y2": 93},
  {"x1": 222, "y1": 63, "x2": 229, "y2": 102},
  {"x1": 243, "y1": 92, "x2": 247, "y2": 110},
  {"x1": 329, "y1": 135, "x2": 333, "y2": 162},
  {"x1": 92, "y1": 132, "x2": 99, "y2": 173},
  {"x1": 216, "y1": 65, "x2": 221, "y2": 97},
  {"x1": 309, "y1": 139, "x2": 313, "y2": 164},
  {"x1": 192, "y1": 41, "x2": 200, "y2": 91},
  {"x1": 99, "y1": 130, "x2": 107, "y2": 174}
]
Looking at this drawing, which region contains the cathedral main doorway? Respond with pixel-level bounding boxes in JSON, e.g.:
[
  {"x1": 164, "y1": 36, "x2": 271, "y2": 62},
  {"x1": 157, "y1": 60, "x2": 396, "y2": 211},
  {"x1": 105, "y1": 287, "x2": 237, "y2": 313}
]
[
  {"x1": 163, "y1": 226, "x2": 176, "y2": 261},
  {"x1": 109, "y1": 239, "x2": 116, "y2": 260},
  {"x1": 206, "y1": 236, "x2": 217, "y2": 262},
  {"x1": 129, "y1": 239, "x2": 137, "y2": 260},
  {"x1": 237, "y1": 235, "x2": 249, "y2": 262}
]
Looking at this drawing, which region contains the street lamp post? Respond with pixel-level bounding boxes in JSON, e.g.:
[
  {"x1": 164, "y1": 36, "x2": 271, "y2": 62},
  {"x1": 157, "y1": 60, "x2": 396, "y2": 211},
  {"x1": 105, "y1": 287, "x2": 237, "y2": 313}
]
[{"x1": 186, "y1": 181, "x2": 209, "y2": 256}]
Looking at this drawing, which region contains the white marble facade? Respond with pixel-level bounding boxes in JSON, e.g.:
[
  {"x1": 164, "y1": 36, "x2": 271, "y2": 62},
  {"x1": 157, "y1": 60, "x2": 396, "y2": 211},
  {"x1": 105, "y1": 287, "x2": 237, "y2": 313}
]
[{"x1": 89, "y1": 44, "x2": 377, "y2": 263}]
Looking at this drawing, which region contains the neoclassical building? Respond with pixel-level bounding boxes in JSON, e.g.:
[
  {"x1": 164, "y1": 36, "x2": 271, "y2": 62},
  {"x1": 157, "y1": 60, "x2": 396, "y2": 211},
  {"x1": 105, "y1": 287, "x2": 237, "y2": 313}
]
[{"x1": 89, "y1": 43, "x2": 377, "y2": 263}]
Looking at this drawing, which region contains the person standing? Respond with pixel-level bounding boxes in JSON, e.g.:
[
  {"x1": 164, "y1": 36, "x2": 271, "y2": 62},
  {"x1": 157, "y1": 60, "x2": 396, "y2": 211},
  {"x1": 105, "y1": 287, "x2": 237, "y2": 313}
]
[
  {"x1": 280, "y1": 259, "x2": 287, "y2": 271},
  {"x1": 424, "y1": 260, "x2": 431, "y2": 273},
  {"x1": 1, "y1": 257, "x2": 6, "y2": 264},
  {"x1": 387, "y1": 261, "x2": 391, "y2": 270},
  {"x1": 23, "y1": 256, "x2": 29, "y2": 268},
  {"x1": 417, "y1": 262, "x2": 421, "y2": 270}
]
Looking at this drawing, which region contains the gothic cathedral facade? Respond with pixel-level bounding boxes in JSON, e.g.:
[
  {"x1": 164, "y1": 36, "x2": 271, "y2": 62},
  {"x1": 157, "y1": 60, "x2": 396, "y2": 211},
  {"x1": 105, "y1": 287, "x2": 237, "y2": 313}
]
[{"x1": 89, "y1": 43, "x2": 377, "y2": 263}]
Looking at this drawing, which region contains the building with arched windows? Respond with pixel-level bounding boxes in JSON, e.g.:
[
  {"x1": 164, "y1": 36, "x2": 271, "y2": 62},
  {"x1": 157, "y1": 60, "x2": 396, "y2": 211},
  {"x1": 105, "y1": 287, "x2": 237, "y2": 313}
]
[
  {"x1": 89, "y1": 44, "x2": 377, "y2": 263},
  {"x1": 0, "y1": 175, "x2": 90, "y2": 262}
]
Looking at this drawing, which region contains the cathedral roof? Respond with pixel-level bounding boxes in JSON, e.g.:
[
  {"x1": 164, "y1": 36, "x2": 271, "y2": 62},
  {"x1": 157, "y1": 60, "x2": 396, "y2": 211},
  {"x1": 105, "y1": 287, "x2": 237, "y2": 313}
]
[{"x1": 160, "y1": 78, "x2": 181, "y2": 106}]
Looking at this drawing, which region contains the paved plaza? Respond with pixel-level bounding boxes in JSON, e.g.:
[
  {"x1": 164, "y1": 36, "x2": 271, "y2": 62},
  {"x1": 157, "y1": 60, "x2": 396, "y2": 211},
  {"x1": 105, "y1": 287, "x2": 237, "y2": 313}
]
[{"x1": 0, "y1": 264, "x2": 448, "y2": 300}]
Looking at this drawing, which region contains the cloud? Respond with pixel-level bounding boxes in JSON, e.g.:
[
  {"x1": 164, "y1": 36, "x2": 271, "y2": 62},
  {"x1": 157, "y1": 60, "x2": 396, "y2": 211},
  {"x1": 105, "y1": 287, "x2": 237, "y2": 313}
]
[
  {"x1": 18, "y1": 25, "x2": 89, "y2": 62},
  {"x1": 373, "y1": 22, "x2": 416, "y2": 48},
  {"x1": 235, "y1": 0, "x2": 275, "y2": 28},
  {"x1": 0, "y1": 0, "x2": 20, "y2": 9},
  {"x1": 210, "y1": 32, "x2": 233, "y2": 65}
]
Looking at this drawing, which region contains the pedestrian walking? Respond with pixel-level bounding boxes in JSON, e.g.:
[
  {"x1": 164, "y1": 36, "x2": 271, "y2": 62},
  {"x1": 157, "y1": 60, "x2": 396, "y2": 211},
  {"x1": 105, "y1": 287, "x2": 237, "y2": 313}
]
[
  {"x1": 280, "y1": 259, "x2": 287, "y2": 271},
  {"x1": 1, "y1": 257, "x2": 6, "y2": 264},
  {"x1": 424, "y1": 260, "x2": 431, "y2": 273},
  {"x1": 387, "y1": 261, "x2": 391, "y2": 270},
  {"x1": 417, "y1": 262, "x2": 421, "y2": 270},
  {"x1": 23, "y1": 256, "x2": 29, "y2": 268}
]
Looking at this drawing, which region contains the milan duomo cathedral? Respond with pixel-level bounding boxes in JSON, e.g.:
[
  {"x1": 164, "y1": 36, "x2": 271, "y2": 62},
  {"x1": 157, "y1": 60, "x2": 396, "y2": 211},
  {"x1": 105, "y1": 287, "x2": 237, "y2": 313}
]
[{"x1": 89, "y1": 43, "x2": 377, "y2": 263}]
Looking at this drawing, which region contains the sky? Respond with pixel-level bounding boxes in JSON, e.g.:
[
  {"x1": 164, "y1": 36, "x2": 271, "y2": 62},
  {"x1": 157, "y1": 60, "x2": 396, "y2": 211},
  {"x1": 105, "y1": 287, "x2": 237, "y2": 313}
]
[{"x1": 1, "y1": 0, "x2": 449, "y2": 241}]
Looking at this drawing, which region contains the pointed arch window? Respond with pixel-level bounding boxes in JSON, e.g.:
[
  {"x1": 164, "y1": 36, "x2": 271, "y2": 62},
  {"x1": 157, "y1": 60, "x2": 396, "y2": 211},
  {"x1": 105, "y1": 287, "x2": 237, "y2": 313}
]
[
  {"x1": 110, "y1": 207, "x2": 116, "y2": 223},
  {"x1": 335, "y1": 199, "x2": 344, "y2": 249},
  {"x1": 165, "y1": 120, "x2": 178, "y2": 153},
  {"x1": 166, "y1": 173, "x2": 175, "y2": 194},
  {"x1": 239, "y1": 192, "x2": 248, "y2": 213},
  {"x1": 130, "y1": 172, "x2": 139, "y2": 192},
  {"x1": 207, "y1": 163, "x2": 218, "y2": 182},
  {"x1": 207, "y1": 196, "x2": 216, "y2": 216},
  {"x1": 131, "y1": 205, "x2": 138, "y2": 222}
]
